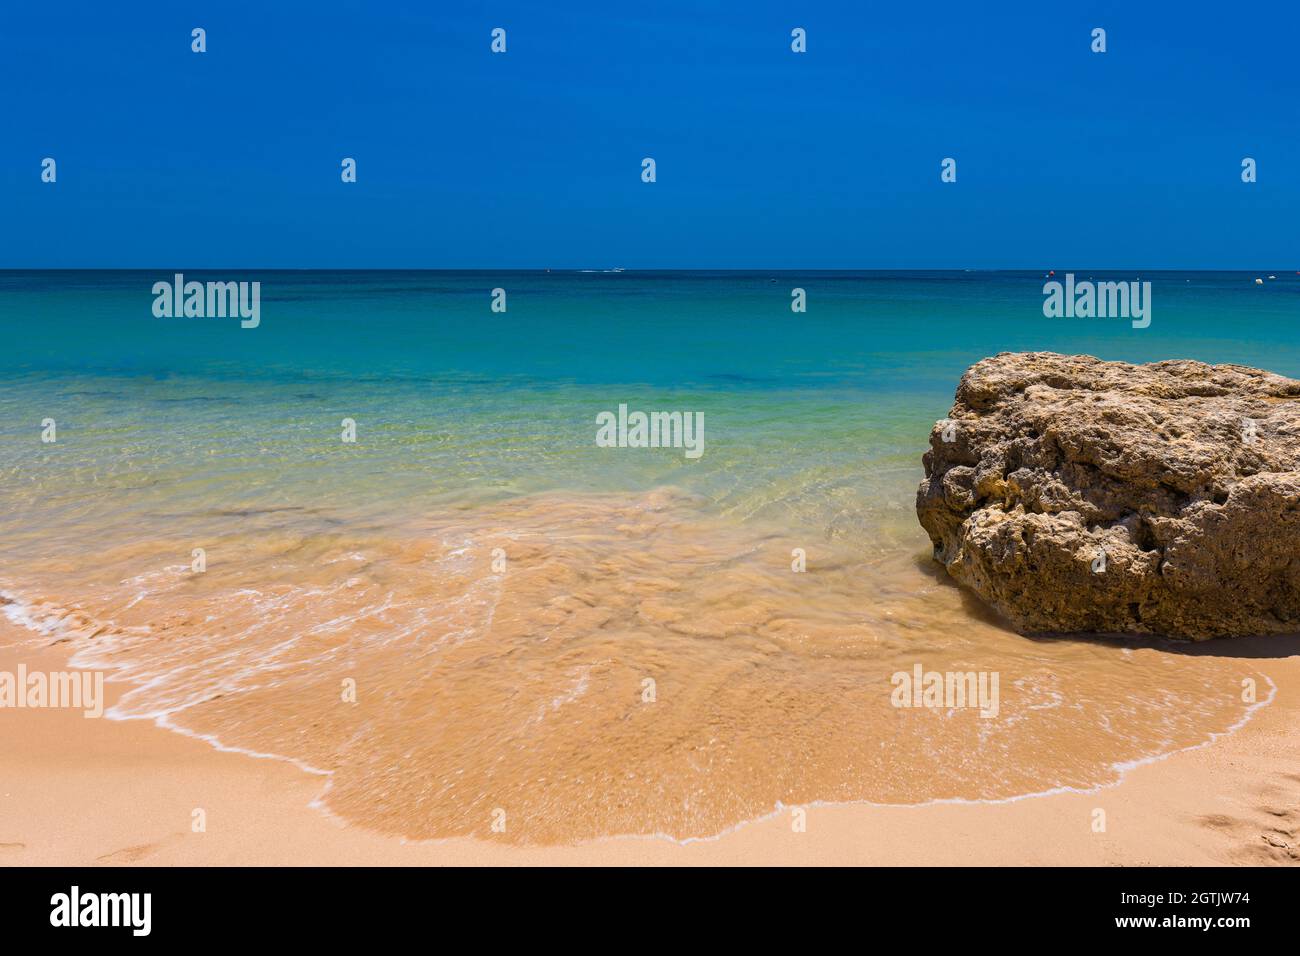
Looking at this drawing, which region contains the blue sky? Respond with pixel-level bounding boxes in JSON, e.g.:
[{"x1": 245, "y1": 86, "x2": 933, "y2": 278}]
[{"x1": 2, "y1": 1, "x2": 1295, "y2": 269}]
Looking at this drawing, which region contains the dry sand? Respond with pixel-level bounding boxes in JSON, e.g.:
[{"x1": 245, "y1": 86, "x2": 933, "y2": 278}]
[{"x1": 2, "y1": 622, "x2": 1297, "y2": 867}]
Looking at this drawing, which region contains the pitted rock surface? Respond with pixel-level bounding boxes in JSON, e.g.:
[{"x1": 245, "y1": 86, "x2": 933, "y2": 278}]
[{"x1": 916, "y1": 352, "x2": 1300, "y2": 640}]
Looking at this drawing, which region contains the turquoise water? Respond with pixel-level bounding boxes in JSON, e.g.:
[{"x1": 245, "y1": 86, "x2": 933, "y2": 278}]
[
  {"x1": 2, "y1": 269, "x2": 1298, "y2": 555},
  {"x1": 2, "y1": 270, "x2": 1290, "y2": 841},
  {"x1": 7, "y1": 271, "x2": 1300, "y2": 385}
]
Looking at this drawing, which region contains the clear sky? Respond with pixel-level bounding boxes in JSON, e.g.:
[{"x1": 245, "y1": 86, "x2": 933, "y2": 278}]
[{"x1": 3, "y1": 1, "x2": 1295, "y2": 269}]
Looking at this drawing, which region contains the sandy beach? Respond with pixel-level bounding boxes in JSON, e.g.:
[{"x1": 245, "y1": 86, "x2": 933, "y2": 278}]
[
  {"x1": 6, "y1": 283, "x2": 1300, "y2": 869},
  {"x1": 3, "y1": 620, "x2": 1296, "y2": 867},
  {"x1": 4, "y1": 0, "x2": 1298, "y2": 894}
]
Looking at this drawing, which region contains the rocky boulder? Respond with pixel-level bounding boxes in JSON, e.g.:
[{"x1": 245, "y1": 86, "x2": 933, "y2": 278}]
[{"x1": 916, "y1": 352, "x2": 1300, "y2": 640}]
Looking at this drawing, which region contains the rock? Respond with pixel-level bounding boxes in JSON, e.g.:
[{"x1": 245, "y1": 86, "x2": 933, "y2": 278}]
[{"x1": 916, "y1": 352, "x2": 1300, "y2": 640}]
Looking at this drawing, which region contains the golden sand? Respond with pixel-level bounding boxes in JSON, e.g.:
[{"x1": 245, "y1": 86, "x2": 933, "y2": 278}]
[{"x1": 0, "y1": 488, "x2": 1272, "y2": 846}]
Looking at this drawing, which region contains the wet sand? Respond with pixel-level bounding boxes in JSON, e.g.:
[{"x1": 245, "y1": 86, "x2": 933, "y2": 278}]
[
  {"x1": 0, "y1": 489, "x2": 1286, "y2": 846},
  {"x1": 3, "y1": 611, "x2": 1298, "y2": 866}
]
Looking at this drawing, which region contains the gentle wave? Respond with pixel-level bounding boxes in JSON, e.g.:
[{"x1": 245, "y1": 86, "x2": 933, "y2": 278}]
[{"x1": 0, "y1": 489, "x2": 1271, "y2": 845}]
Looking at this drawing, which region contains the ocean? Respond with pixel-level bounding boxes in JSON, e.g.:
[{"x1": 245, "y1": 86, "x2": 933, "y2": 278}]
[{"x1": 0, "y1": 270, "x2": 1293, "y2": 842}]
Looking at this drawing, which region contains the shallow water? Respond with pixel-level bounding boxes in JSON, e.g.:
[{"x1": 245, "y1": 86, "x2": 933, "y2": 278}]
[{"x1": 0, "y1": 271, "x2": 1291, "y2": 842}]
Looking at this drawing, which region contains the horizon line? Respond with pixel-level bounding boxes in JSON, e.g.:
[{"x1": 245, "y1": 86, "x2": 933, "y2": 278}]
[{"x1": 2, "y1": 267, "x2": 1295, "y2": 274}]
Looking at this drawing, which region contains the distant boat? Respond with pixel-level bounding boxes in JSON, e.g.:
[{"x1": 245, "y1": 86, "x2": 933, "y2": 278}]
[{"x1": 1255, "y1": 278, "x2": 1264, "y2": 284}]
